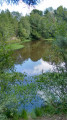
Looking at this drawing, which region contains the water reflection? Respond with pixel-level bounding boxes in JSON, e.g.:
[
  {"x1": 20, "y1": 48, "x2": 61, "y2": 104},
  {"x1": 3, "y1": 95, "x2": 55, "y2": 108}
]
[
  {"x1": 12, "y1": 40, "x2": 61, "y2": 75},
  {"x1": 14, "y1": 58, "x2": 54, "y2": 75},
  {"x1": 10, "y1": 41, "x2": 65, "y2": 112},
  {"x1": 12, "y1": 40, "x2": 52, "y2": 64}
]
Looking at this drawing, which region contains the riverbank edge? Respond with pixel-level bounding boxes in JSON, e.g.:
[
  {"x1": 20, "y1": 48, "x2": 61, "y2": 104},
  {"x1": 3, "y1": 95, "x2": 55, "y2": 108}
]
[
  {"x1": 6, "y1": 38, "x2": 31, "y2": 50},
  {"x1": 6, "y1": 37, "x2": 54, "y2": 51}
]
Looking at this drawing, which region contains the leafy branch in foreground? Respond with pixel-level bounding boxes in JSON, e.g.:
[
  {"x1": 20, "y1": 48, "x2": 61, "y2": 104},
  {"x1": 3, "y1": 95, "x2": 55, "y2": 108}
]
[
  {"x1": 53, "y1": 36, "x2": 67, "y2": 71},
  {"x1": 36, "y1": 72, "x2": 67, "y2": 114}
]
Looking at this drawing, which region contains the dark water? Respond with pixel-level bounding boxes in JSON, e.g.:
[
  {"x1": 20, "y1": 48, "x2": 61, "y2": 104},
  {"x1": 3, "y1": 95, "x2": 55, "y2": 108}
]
[{"x1": 12, "y1": 40, "x2": 59, "y2": 75}]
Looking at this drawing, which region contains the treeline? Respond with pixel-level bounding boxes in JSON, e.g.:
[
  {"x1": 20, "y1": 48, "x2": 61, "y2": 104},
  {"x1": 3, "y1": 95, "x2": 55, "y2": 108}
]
[{"x1": 0, "y1": 6, "x2": 67, "y2": 42}]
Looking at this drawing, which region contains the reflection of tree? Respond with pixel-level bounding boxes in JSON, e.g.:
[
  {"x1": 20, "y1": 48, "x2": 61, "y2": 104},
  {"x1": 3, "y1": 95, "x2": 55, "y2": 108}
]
[{"x1": 12, "y1": 41, "x2": 52, "y2": 64}]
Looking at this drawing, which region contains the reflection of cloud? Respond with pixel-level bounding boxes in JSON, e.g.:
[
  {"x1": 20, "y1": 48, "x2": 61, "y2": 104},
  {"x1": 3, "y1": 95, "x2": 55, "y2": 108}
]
[
  {"x1": 33, "y1": 59, "x2": 53, "y2": 74},
  {"x1": 37, "y1": 90, "x2": 46, "y2": 100},
  {"x1": 15, "y1": 58, "x2": 54, "y2": 75}
]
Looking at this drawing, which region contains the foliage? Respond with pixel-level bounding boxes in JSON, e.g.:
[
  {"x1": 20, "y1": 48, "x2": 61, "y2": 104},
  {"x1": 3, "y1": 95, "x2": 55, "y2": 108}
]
[
  {"x1": 6, "y1": 43, "x2": 24, "y2": 50},
  {"x1": 36, "y1": 72, "x2": 67, "y2": 114},
  {"x1": 0, "y1": 10, "x2": 18, "y2": 41},
  {"x1": 21, "y1": 109, "x2": 28, "y2": 119},
  {"x1": 34, "y1": 107, "x2": 43, "y2": 117},
  {"x1": 53, "y1": 36, "x2": 67, "y2": 71},
  {"x1": 0, "y1": 72, "x2": 37, "y2": 119},
  {"x1": 18, "y1": 16, "x2": 30, "y2": 40},
  {"x1": 0, "y1": 6, "x2": 67, "y2": 41},
  {"x1": 0, "y1": 5, "x2": 67, "y2": 119},
  {"x1": 0, "y1": 30, "x2": 35, "y2": 119},
  {"x1": 30, "y1": 12, "x2": 41, "y2": 39},
  {"x1": 0, "y1": 38, "x2": 13, "y2": 72}
]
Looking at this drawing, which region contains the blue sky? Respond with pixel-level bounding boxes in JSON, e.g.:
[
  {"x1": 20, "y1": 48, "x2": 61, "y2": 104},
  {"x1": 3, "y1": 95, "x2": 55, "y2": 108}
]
[{"x1": 0, "y1": 0, "x2": 67, "y2": 15}]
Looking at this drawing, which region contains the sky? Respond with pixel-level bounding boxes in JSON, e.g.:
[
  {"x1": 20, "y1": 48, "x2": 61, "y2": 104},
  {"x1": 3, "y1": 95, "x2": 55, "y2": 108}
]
[{"x1": 0, "y1": 0, "x2": 67, "y2": 16}]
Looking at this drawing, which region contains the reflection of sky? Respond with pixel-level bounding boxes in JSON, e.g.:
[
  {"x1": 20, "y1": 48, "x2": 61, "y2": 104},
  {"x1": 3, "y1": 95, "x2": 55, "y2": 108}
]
[
  {"x1": 18, "y1": 95, "x2": 44, "y2": 112},
  {"x1": 14, "y1": 58, "x2": 53, "y2": 75}
]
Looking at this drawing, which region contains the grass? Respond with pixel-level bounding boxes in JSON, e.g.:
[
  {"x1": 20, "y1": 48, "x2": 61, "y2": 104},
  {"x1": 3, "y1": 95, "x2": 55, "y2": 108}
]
[
  {"x1": 3, "y1": 105, "x2": 67, "y2": 120},
  {"x1": 6, "y1": 43, "x2": 24, "y2": 50},
  {"x1": 6, "y1": 37, "x2": 21, "y2": 44},
  {"x1": 34, "y1": 107, "x2": 43, "y2": 117},
  {"x1": 6, "y1": 37, "x2": 31, "y2": 50},
  {"x1": 32, "y1": 104, "x2": 67, "y2": 118},
  {"x1": 44, "y1": 38, "x2": 54, "y2": 41},
  {"x1": 20, "y1": 109, "x2": 28, "y2": 120},
  {"x1": 22, "y1": 39, "x2": 31, "y2": 43},
  {"x1": 6, "y1": 37, "x2": 24, "y2": 50}
]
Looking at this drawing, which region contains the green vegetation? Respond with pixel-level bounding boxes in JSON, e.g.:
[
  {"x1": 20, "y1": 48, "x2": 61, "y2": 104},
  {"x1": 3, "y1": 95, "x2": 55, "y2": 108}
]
[
  {"x1": 36, "y1": 72, "x2": 67, "y2": 114},
  {"x1": 6, "y1": 43, "x2": 24, "y2": 50},
  {"x1": 21, "y1": 109, "x2": 28, "y2": 120},
  {"x1": 0, "y1": 6, "x2": 67, "y2": 42},
  {"x1": 0, "y1": 5, "x2": 67, "y2": 120},
  {"x1": 6, "y1": 37, "x2": 21, "y2": 44},
  {"x1": 22, "y1": 39, "x2": 31, "y2": 43}
]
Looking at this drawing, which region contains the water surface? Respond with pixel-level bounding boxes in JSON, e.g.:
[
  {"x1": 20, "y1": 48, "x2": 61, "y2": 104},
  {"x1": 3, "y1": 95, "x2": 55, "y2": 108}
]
[
  {"x1": 12, "y1": 40, "x2": 57, "y2": 75},
  {"x1": 11, "y1": 40, "x2": 63, "y2": 112}
]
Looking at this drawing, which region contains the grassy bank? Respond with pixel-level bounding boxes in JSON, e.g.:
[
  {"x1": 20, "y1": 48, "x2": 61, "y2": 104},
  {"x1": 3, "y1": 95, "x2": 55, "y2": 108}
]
[
  {"x1": 22, "y1": 39, "x2": 31, "y2": 43},
  {"x1": 44, "y1": 38, "x2": 54, "y2": 41},
  {"x1": 6, "y1": 37, "x2": 21, "y2": 44},
  {"x1": 6, "y1": 37, "x2": 53, "y2": 51},
  {"x1": 3, "y1": 106, "x2": 67, "y2": 120},
  {"x1": 6, "y1": 43, "x2": 24, "y2": 50},
  {"x1": 6, "y1": 37, "x2": 32, "y2": 50}
]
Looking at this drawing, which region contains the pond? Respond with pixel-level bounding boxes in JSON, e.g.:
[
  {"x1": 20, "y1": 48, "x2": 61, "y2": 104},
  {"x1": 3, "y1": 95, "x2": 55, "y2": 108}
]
[
  {"x1": 12, "y1": 40, "x2": 59, "y2": 76},
  {"x1": 11, "y1": 40, "x2": 64, "y2": 112}
]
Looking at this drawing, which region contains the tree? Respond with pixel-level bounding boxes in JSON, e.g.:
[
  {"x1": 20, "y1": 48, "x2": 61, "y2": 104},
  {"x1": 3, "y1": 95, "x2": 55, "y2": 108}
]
[
  {"x1": 11, "y1": 11, "x2": 21, "y2": 21},
  {"x1": 54, "y1": 6, "x2": 67, "y2": 21},
  {"x1": 0, "y1": 10, "x2": 15, "y2": 41},
  {"x1": 54, "y1": 36, "x2": 67, "y2": 71},
  {"x1": 54, "y1": 6, "x2": 67, "y2": 37},
  {"x1": 30, "y1": 9, "x2": 43, "y2": 16},
  {"x1": 44, "y1": 9, "x2": 57, "y2": 38},
  {"x1": 30, "y1": 12, "x2": 41, "y2": 39},
  {"x1": 44, "y1": 7, "x2": 53, "y2": 15},
  {"x1": 56, "y1": 6, "x2": 64, "y2": 17},
  {"x1": 18, "y1": 16, "x2": 30, "y2": 40},
  {"x1": 38, "y1": 16, "x2": 49, "y2": 38}
]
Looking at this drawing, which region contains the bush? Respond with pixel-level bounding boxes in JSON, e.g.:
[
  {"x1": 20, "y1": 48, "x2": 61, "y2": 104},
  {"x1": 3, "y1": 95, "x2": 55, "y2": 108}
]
[
  {"x1": 21, "y1": 109, "x2": 28, "y2": 120},
  {"x1": 34, "y1": 107, "x2": 43, "y2": 117}
]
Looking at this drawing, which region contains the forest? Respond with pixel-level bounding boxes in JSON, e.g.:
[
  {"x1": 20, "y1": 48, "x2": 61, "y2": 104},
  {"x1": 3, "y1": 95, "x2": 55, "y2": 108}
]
[
  {"x1": 0, "y1": 5, "x2": 67, "y2": 120},
  {"x1": 0, "y1": 6, "x2": 67, "y2": 41}
]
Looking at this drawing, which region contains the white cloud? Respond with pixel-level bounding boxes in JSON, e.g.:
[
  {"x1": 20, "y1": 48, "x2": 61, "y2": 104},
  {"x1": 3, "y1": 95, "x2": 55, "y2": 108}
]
[
  {"x1": 0, "y1": 1, "x2": 33, "y2": 16},
  {"x1": 35, "y1": 0, "x2": 67, "y2": 11},
  {"x1": 15, "y1": 58, "x2": 54, "y2": 75},
  {"x1": 33, "y1": 60, "x2": 53, "y2": 74},
  {"x1": 0, "y1": 0, "x2": 67, "y2": 15}
]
